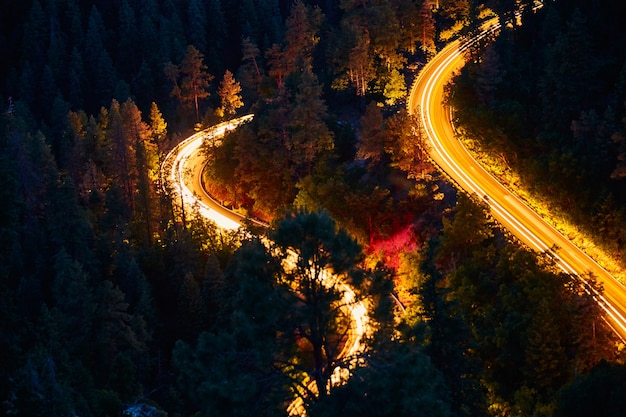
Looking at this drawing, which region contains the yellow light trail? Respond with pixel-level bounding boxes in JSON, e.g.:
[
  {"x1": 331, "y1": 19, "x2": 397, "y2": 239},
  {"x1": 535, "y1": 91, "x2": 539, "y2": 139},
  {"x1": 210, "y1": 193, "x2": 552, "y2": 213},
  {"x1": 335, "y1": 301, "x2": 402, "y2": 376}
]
[{"x1": 409, "y1": 16, "x2": 626, "y2": 341}]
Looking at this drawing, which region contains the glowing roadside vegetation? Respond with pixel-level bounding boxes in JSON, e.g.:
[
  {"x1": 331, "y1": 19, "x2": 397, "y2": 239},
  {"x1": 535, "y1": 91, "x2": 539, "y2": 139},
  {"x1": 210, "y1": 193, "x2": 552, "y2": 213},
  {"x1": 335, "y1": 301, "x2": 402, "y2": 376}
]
[
  {"x1": 285, "y1": 263, "x2": 369, "y2": 417},
  {"x1": 161, "y1": 115, "x2": 254, "y2": 230},
  {"x1": 438, "y1": 6, "x2": 497, "y2": 42},
  {"x1": 409, "y1": 3, "x2": 626, "y2": 340},
  {"x1": 458, "y1": 131, "x2": 626, "y2": 285}
]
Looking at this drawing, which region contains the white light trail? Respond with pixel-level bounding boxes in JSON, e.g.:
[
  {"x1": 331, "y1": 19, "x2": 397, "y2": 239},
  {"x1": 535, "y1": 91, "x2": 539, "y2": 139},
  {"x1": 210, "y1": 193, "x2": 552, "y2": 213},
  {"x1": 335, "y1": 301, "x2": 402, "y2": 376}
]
[{"x1": 162, "y1": 115, "x2": 370, "y2": 416}]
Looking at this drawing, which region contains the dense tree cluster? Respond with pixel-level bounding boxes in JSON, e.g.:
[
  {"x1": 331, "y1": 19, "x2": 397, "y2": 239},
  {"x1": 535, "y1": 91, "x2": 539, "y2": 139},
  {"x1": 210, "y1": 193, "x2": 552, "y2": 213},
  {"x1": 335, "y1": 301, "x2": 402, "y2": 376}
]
[
  {"x1": 411, "y1": 195, "x2": 618, "y2": 415},
  {"x1": 452, "y1": 0, "x2": 626, "y2": 266},
  {"x1": 2, "y1": 1, "x2": 626, "y2": 417}
]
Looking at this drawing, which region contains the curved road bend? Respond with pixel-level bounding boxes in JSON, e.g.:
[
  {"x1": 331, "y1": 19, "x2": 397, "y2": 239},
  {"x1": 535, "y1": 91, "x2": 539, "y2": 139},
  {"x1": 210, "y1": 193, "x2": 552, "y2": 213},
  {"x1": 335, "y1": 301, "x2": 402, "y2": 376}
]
[
  {"x1": 161, "y1": 116, "x2": 369, "y2": 416},
  {"x1": 409, "y1": 23, "x2": 626, "y2": 340},
  {"x1": 162, "y1": 115, "x2": 253, "y2": 230}
]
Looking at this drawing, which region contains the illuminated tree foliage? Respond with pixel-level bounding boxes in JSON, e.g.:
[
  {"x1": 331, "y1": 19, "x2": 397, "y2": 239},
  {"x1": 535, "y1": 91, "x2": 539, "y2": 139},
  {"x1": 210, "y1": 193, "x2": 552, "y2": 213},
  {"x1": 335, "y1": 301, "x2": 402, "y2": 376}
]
[
  {"x1": 270, "y1": 210, "x2": 366, "y2": 401},
  {"x1": 266, "y1": 0, "x2": 322, "y2": 88},
  {"x1": 216, "y1": 70, "x2": 244, "y2": 118},
  {"x1": 416, "y1": 193, "x2": 619, "y2": 414},
  {"x1": 309, "y1": 341, "x2": 452, "y2": 417},
  {"x1": 174, "y1": 210, "x2": 394, "y2": 414},
  {"x1": 165, "y1": 45, "x2": 214, "y2": 121},
  {"x1": 148, "y1": 102, "x2": 168, "y2": 161}
]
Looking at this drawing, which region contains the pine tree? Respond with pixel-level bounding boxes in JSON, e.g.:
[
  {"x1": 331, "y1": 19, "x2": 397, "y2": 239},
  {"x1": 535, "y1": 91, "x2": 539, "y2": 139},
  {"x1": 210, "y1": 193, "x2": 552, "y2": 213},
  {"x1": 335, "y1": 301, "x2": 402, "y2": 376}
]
[
  {"x1": 206, "y1": 0, "x2": 228, "y2": 73},
  {"x1": 238, "y1": 0, "x2": 259, "y2": 42},
  {"x1": 241, "y1": 36, "x2": 262, "y2": 79},
  {"x1": 347, "y1": 30, "x2": 374, "y2": 97},
  {"x1": 45, "y1": 0, "x2": 67, "y2": 93},
  {"x1": 65, "y1": 0, "x2": 83, "y2": 47},
  {"x1": 419, "y1": 0, "x2": 437, "y2": 56},
  {"x1": 419, "y1": 242, "x2": 487, "y2": 417},
  {"x1": 68, "y1": 47, "x2": 85, "y2": 109},
  {"x1": 84, "y1": 6, "x2": 113, "y2": 111},
  {"x1": 439, "y1": 193, "x2": 493, "y2": 265},
  {"x1": 159, "y1": 1, "x2": 186, "y2": 65},
  {"x1": 165, "y1": 45, "x2": 214, "y2": 121},
  {"x1": 21, "y1": 0, "x2": 48, "y2": 71},
  {"x1": 90, "y1": 279, "x2": 148, "y2": 382},
  {"x1": 473, "y1": 44, "x2": 503, "y2": 105},
  {"x1": 283, "y1": 0, "x2": 323, "y2": 72},
  {"x1": 270, "y1": 210, "x2": 366, "y2": 402},
  {"x1": 255, "y1": 0, "x2": 283, "y2": 47},
  {"x1": 217, "y1": 70, "x2": 243, "y2": 118},
  {"x1": 265, "y1": 43, "x2": 288, "y2": 88},
  {"x1": 148, "y1": 102, "x2": 168, "y2": 162},
  {"x1": 176, "y1": 272, "x2": 209, "y2": 341},
  {"x1": 539, "y1": 8, "x2": 594, "y2": 135},
  {"x1": 238, "y1": 36, "x2": 263, "y2": 104},
  {"x1": 394, "y1": 0, "x2": 422, "y2": 54},
  {"x1": 382, "y1": 68, "x2": 406, "y2": 105},
  {"x1": 385, "y1": 109, "x2": 427, "y2": 178},
  {"x1": 287, "y1": 69, "x2": 333, "y2": 177},
  {"x1": 138, "y1": 9, "x2": 159, "y2": 70},
  {"x1": 121, "y1": 98, "x2": 156, "y2": 244}
]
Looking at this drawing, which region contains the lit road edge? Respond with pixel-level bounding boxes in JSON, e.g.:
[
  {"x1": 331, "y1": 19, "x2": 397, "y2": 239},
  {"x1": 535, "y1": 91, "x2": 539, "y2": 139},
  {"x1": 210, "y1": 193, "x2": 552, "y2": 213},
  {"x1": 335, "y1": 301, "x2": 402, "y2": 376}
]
[
  {"x1": 408, "y1": 16, "x2": 626, "y2": 341},
  {"x1": 161, "y1": 115, "x2": 370, "y2": 416}
]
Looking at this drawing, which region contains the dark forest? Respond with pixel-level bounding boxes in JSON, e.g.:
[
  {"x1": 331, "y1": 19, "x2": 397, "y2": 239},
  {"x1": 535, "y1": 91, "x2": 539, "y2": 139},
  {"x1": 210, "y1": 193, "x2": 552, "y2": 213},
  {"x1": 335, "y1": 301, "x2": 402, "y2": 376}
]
[{"x1": 2, "y1": 0, "x2": 626, "y2": 416}]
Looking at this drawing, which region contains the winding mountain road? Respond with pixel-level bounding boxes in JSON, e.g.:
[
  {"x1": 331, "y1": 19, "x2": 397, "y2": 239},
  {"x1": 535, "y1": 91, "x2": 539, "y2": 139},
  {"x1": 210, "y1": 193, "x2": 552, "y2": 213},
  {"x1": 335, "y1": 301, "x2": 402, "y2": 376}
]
[
  {"x1": 161, "y1": 116, "x2": 369, "y2": 416},
  {"x1": 408, "y1": 20, "x2": 626, "y2": 340},
  {"x1": 161, "y1": 12, "x2": 626, "y2": 413}
]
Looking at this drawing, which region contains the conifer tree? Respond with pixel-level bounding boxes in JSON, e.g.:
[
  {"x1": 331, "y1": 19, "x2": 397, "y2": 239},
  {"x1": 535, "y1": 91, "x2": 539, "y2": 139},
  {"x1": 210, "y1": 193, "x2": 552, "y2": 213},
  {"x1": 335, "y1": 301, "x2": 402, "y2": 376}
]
[
  {"x1": 523, "y1": 299, "x2": 567, "y2": 393},
  {"x1": 68, "y1": 47, "x2": 85, "y2": 109},
  {"x1": 287, "y1": 68, "x2": 333, "y2": 177},
  {"x1": 238, "y1": 36, "x2": 263, "y2": 104},
  {"x1": 283, "y1": 0, "x2": 323, "y2": 72},
  {"x1": 148, "y1": 102, "x2": 168, "y2": 161},
  {"x1": 65, "y1": 0, "x2": 83, "y2": 47},
  {"x1": 241, "y1": 36, "x2": 262, "y2": 79},
  {"x1": 419, "y1": 0, "x2": 437, "y2": 56},
  {"x1": 419, "y1": 242, "x2": 488, "y2": 417},
  {"x1": 217, "y1": 70, "x2": 243, "y2": 118},
  {"x1": 238, "y1": 0, "x2": 259, "y2": 42},
  {"x1": 173, "y1": 237, "x2": 293, "y2": 417},
  {"x1": 270, "y1": 210, "x2": 367, "y2": 402},
  {"x1": 206, "y1": 0, "x2": 228, "y2": 72},
  {"x1": 385, "y1": 109, "x2": 427, "y2": 178},
  {"x1": 346, "y1": 30, "x2": 374, "y2": 97},
  {"x1": 382, "y1": 68, "x2": 406, "y2": 105},
  {"x1": 121, "y1": 98, "x2": 157, "y2": 244},
  {"x1": 393, "y1": 0, "x2": 421, "y2": 54},
  {"x1": 107, "y1": 99, "x2": 136, "y2": 212},
  {"x1": 165, "y1": 45, "x2": 214, "y2": 121}
]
